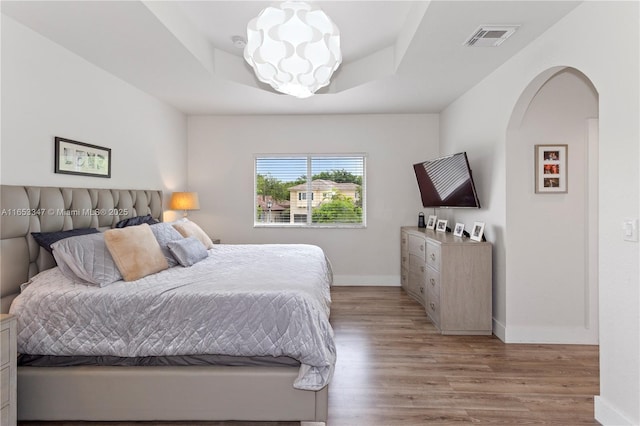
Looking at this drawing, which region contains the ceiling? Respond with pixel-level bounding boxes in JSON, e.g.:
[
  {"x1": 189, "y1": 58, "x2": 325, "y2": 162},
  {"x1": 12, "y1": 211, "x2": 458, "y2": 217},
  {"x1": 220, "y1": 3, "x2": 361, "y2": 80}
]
[{"x1": 1, "y1": 1, "x2": 581, "y2": 115}]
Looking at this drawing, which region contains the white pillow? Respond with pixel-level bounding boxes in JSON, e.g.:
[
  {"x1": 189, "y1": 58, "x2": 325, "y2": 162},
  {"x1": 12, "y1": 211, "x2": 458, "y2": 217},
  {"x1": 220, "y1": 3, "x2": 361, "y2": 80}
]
[{"x1": 172, "y1": 219, "x2": 214, "y2": 249}]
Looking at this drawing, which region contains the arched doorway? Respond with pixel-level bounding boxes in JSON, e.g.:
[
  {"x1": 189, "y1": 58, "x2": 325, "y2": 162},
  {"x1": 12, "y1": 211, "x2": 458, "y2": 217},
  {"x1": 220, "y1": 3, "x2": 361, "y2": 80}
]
[{"x1": 505, "y1": 67, "x2": 599, "y2": 344}]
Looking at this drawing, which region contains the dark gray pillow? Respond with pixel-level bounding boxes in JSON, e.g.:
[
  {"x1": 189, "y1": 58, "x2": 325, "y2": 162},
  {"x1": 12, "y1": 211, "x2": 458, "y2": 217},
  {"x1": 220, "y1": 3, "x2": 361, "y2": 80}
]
[
  {"x1": 167, "y1": 237, "x2": 208, "y2": 267},
  {"x1": 31, "y1": 228, "x2": 99, "y2": 254},
  {"x1": 114, "y1": 214, "x2": 159, "y2": 228},
  {"x1": 149, "y1": 223, "x2": 184, "y2": 268}
]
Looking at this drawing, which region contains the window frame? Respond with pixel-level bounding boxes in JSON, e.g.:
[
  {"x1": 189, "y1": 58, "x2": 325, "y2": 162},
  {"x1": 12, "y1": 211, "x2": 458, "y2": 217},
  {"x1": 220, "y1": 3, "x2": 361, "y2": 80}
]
[{"x1": 254, "y1": 153, "x2": 367, "y2": 228}]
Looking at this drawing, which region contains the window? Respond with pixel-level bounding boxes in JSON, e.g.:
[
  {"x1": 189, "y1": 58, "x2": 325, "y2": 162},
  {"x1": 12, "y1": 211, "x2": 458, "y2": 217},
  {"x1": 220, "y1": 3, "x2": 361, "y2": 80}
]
[{"x1": 255, "y1": 154, "x2": 366, "y2": 227}]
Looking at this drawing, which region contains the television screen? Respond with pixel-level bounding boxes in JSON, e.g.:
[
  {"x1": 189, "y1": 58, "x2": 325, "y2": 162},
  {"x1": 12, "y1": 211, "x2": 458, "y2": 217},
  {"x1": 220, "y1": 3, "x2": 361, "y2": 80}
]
[{"x1": 413, "y1": 152, "x2": 481, "y2": 208}]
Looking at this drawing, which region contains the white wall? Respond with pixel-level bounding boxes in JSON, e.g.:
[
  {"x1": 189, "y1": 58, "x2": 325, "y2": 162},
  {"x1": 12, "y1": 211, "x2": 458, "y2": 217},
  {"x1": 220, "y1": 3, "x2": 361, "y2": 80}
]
[
  {"x1": 440, "y1": 2, "x2": 638, "y2": 424},
  {"x1": 1, "y1": 16, "x2": 187, "y2": 206},
  {"x1": 187, "y1": 114, "x2": 438, "y2": 285},
  {"x1": 506, "y1": 68, "x2": 599, "y2": 344}
]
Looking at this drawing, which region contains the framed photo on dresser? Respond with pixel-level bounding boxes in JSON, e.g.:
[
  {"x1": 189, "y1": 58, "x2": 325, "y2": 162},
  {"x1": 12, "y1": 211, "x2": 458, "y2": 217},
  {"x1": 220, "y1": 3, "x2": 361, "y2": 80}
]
[
  {"x1": 426, "y1": 215, "x2": 437, "y2": 230},
  {"x1": 470, "y1": 222, "x2": 485, "y2": 242},
  {"x1": 436, "y1": 219, "x2": 448, "y2": 232}
]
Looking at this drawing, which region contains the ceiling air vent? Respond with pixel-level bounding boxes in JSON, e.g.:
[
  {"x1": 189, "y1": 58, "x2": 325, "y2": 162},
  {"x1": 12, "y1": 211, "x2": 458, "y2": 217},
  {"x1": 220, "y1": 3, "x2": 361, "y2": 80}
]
[{"x1": 464, "y1": 25, "x2": 519, "y2": 47}]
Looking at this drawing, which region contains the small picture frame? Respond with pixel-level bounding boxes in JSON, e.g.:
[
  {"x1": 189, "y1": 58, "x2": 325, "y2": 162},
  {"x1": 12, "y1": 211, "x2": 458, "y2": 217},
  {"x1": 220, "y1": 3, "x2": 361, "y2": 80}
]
[
  {"x1": 453, "y1": 223, "x2": 465, "y2": 237},
  {"x1": 426, "y1": 215, "x2": 437, "y2": 230},
  {"x1": 535, "y1": 144, "x2": 567, "y2": 193},
  {"x1": 436, "y1": 219, "x2": 448, "y2": 232},
  {"x1": 470, "y1": 222, "x2": 485, "y2": 242},
  {"x1": 55, "y1": 137, "x2": 111, "y2": 178}
]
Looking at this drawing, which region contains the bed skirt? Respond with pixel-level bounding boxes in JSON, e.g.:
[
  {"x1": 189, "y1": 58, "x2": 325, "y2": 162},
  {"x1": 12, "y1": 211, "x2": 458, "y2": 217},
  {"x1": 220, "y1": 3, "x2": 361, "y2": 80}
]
[{"x1": 18, "y1": 365, "x2": 329, "y2": 422}]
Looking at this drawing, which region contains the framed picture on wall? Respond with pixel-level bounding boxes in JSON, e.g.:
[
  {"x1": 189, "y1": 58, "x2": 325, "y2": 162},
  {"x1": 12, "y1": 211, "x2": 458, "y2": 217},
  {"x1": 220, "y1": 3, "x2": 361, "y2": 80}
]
[
  {"x1": 426, "y1": 215, "x2": 437, "y2": 230},
  {"x1": 470, "y1": 222, "x2": 485, "y2": 242},
  {"x1": 453, "y1": 222, "x2": 465, "y2": 237},
  {"x1": 55, "y1": 137, "x2": 111, "y2": 178},
  {"x1": 535, "y1": 144, "x2": 567, "y2": 193}
]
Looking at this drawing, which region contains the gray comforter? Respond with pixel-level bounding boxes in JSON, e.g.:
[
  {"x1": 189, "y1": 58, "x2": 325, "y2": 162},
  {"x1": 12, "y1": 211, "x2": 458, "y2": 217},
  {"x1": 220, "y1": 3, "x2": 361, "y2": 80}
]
[{"x1": 9, "y1": 244, "x2": 335, "y2": 390}]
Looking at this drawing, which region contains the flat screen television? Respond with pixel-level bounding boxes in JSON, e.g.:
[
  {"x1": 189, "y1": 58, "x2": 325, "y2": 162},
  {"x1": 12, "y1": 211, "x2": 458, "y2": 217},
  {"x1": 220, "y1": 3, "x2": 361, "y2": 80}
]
[{"x1": 413, "y1": 152, "x2": 481, "y2": 208}]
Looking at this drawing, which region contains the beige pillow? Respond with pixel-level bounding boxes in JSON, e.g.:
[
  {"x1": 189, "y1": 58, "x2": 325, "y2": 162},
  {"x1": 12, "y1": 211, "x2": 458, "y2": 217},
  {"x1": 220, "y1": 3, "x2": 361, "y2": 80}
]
[
  {"x1": 104, "y1": 223, "x2": 169, "y2": 281},
  {"x1": 172, "y1": 219, "x2": 214, "y2": 249}
]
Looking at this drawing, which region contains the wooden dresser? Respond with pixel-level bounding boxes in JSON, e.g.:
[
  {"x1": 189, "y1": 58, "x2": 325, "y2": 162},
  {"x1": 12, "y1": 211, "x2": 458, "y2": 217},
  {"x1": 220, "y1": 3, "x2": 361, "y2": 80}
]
[
  {"x1": 401, "y1": 227, "x2": 492, "y2": 335},
  {"x1": 0, "y1": 314, "x2": 17, "y2": 426}
]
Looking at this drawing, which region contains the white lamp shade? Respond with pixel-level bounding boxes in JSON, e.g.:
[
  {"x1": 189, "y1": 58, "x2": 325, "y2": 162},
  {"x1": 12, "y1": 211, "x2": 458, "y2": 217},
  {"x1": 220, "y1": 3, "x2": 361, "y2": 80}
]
[
  {"x1": 169, "y1": 192, "x2": 200, "y2": 211},
  {"x1": 244, "y1": 1, "x2": 342, "y2": 99}
]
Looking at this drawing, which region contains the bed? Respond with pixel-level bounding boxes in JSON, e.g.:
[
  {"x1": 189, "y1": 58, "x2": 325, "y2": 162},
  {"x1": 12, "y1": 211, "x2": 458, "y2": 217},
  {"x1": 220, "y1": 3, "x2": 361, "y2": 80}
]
[{"x1": 0, "y1": 185, "x2": 333, "y2": 423}]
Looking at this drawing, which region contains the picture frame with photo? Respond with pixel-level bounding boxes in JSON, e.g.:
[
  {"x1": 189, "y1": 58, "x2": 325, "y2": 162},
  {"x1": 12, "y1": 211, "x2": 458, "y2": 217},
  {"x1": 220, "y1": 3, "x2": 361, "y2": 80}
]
[
  {"x1": 453, "y1": 222, "x2": 465, "y2": 237},
  {"x1": 55, "y1": 137, "x2": 111, "y2": 178},
  {"x1": 426, "y1": 215, "x2": 437, "y2": 230},
  {"x1": 470, "y1": 222, "x2": 485, "y2": 242},
  {"x1": 436, "y1": 219, "x2": 448, "y2": 233},
  {"x1": 535, "y1": 144, "x2": 567, "y2": 193}
]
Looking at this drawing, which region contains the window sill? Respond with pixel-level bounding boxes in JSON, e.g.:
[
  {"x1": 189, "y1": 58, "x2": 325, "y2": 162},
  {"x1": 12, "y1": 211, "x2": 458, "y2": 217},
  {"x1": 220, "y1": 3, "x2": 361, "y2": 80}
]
[{"x1": 254, "y1": 223, "x2": 366, "y2": 229}]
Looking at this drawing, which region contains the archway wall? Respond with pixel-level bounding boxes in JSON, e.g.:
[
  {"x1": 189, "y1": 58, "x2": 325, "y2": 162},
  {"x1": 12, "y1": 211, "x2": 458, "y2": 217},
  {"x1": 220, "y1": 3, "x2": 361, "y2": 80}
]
[
  {"x1": 439, "y1": 2, "x2": 638, "y2": 424},
  {"x1": 505, "y1": 67, "x2": 598, "y2": 345}
]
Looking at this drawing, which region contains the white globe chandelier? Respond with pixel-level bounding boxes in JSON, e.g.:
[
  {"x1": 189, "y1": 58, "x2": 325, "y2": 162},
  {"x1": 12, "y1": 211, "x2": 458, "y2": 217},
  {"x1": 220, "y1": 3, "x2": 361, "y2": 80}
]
[{"x1": 243, "y1": 1, "x2": 342, "y2": 99}]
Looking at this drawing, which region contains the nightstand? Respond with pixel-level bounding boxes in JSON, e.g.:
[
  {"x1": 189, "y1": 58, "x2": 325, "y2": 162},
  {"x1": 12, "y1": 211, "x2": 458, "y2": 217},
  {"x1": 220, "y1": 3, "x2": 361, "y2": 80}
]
[{"x1": 0, "y1": 314, "x2": 17, "y2": 426}]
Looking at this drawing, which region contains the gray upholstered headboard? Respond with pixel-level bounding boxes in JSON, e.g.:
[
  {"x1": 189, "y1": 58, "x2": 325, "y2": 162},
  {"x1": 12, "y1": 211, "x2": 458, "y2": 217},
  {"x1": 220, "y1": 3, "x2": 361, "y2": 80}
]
[{"x1": 0, "y1": 185, "x2": 163, "y2": 312}]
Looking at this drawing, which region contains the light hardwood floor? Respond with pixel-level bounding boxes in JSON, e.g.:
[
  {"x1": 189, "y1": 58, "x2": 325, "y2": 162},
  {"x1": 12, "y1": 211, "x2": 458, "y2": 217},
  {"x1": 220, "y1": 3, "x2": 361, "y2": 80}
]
[{"x1": 20, "y1": 286, "x2": 599, "y2": 426}]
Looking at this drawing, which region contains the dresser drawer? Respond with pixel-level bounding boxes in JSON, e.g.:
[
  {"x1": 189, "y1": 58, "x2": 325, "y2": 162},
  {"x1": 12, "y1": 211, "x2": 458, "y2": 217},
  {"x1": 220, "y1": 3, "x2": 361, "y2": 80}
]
[
  {"x1": 401, "y1": 252, "x2": 408, "y2": 270},
  {"x1": 1, "y1": 405, "x2": 8, "y2": 426},
  {"x1": 426, "y1": 284, "x2": 441, "y2": 327},
  {"x1": 401, "y1": 268, "x2": 408, "y2": 288},
  {"x1": 0, "y1": 329, "x2": 9, "y2": 366},
  {"x1": 401, "y1": 231, "x2": 409, "y2": 254},
  {"x1": 426, "y1": 241, "x2": 441, "y2": 271},
  {"x1": 409, "y1": 254, "x2": 426, "y2": 275},
  {"x1": 0, "y1": 315, "x2": 16, "y2": 426},
  {"x1": 0, "y1": 365, "x2": 9, "y2": 406},
  {"x1": 426, "y1": 266, "x2": 440, "y2": 293},
  {"x1": 408, "y1": 234, "x2": 426, "y2": 260},
  {"x1": 408, "y1": 268, "x2": 422, "y2": 297}
]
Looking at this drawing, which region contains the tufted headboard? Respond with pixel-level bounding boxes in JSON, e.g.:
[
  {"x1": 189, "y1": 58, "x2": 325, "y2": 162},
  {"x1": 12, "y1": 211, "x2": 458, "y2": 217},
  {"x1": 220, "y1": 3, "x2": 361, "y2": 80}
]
[{"x1": 0, "y1": 185, "x2": 163, "y2": 312}]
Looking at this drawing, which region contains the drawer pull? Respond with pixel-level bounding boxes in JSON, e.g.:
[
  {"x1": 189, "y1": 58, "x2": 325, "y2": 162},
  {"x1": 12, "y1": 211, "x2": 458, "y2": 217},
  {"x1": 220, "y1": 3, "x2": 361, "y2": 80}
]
[
  {"x1": 402, "y1": 256, "x2": 406, "y2": 262},
  {"x1": 420, "y1": 287, "x2": 424, "y2": 294},
  {"x1": 430, "y1": 302, "x2": 435, "y2": 310},
  {"x1": 430, "y1": 253, "x2": 436, "y2": 261},
  {"x1": 430, "y1": 278, "x2": 435, "y2": 286},
  {"x1": 420, "y1": 245, "x2": 424, "y2": 251},
  {"x1": 420, "y1": 266, "x2": 425, "y2": 273}
]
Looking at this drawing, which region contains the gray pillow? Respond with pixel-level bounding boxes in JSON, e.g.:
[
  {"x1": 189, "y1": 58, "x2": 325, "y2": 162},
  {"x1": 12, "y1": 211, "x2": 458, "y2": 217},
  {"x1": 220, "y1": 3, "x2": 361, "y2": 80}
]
[
  {"x1": 149, "y1": 222, "x2": 184, "y2": 267},
  {"x1": 114, "y1": 214, "x2": 159, "y2": 228},
  {"x1": 51, "y1": 233, "x2": 122, "y2": 287},
  {"x1": 167, "y1": 237, "x2": 208, "y2": 267}
]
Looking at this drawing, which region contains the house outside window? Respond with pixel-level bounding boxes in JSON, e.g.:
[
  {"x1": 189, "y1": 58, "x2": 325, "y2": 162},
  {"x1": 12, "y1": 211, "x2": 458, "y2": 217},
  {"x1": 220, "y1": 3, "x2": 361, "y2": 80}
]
[{"x1": 255, "y1": 154, "x2": 366, "y2": 227}]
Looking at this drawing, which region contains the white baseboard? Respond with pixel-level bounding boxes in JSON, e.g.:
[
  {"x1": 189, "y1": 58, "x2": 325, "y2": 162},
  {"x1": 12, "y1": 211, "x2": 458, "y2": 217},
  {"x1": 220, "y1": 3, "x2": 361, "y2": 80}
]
[
  {"x1": 504, "y1": 325, "x2": 599, "y2": 344},
  {"x1": 332, "y1": 275, "x2": 400, "y2": 286},
  {"x1": 595, "y1": 396, "x2": 637, "y2": 425},
  {"x1": 492, "y1": 318, "x2": 506, "y2": 342}
]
